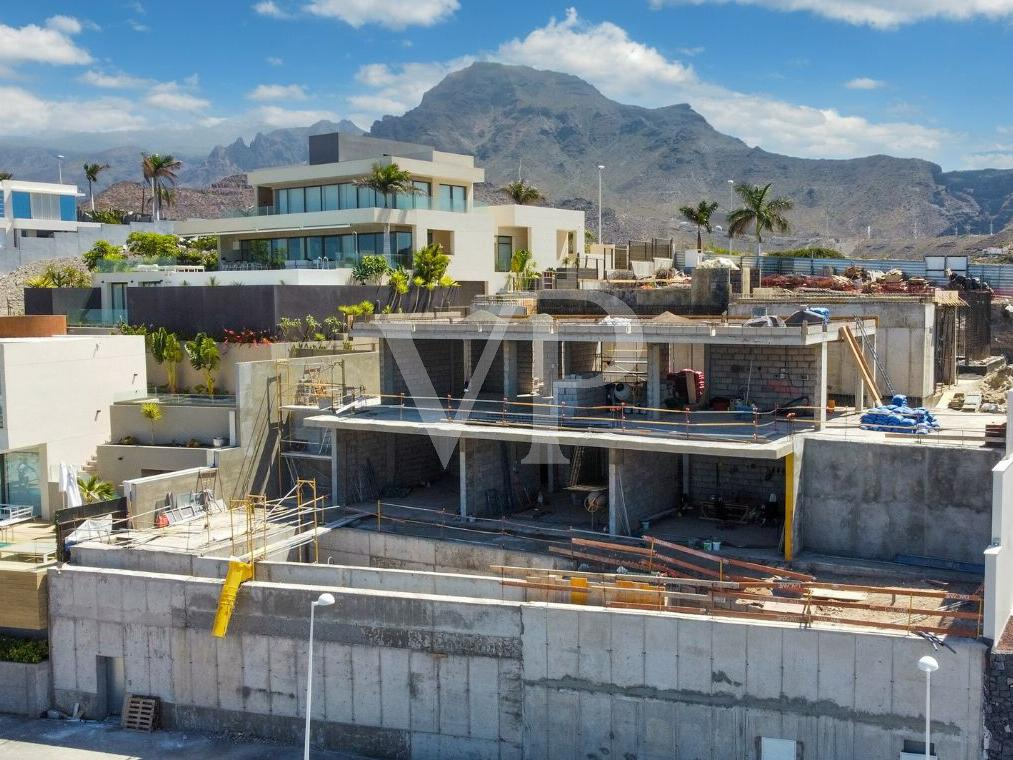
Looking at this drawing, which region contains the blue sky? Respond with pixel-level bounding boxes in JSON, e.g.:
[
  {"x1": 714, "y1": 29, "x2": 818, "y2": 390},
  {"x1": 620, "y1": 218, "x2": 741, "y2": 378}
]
[{"x1": 2, "y1": 1, "x2": 1013, "y2": 168}]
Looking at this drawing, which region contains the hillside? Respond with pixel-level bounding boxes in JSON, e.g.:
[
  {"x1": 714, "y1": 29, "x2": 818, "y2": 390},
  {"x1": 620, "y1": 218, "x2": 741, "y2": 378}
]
[{"x1": 94, "y1": 175, "x2": 254, "y2": 220}]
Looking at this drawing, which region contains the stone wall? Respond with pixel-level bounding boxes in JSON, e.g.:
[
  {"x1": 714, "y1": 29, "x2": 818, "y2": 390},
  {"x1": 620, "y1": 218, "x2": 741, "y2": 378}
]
[{"x1": 987, "y1": 648, "x2": 1013, "y2": 759}]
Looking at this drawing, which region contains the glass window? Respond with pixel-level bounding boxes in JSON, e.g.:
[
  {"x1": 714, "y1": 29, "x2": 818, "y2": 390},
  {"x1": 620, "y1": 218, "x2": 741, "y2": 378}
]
[
  {"x1": 323, "y1": 185, "x2": 339, "y2": 211},
  {"x1": 357, "y1": 232, "x2": 379, "y2": 256},
  {"x1": 272, "y1": 238, "x2": 288, "y2": 259},
  {"x1": 29, "y1": 193, "x2": 61, "y2": 220},
  {"x1": 305, "y1": 186, "x2": 322, "y2": 213},
  {"x1": 323, "y1": 236, "x2": 338, "y2": 262},
  {"x1": 438, "y1": 184, "x2": 467, "y2": 212},
  {"x1": 288, "y1": 188, "x2": 305, "y2": 214},
  {"x1": 306, "y1": 236, "x2": 323, "y2": 261},
  {"x1": 439, "y1": 185, "x2": 451, "y2": 212},
  {"x1": 3, "y1": 451, "x2": 41, "y2": 514},
  {"x1": 413, "y1": 181, "x2": 432, "y2": 209},
  {"x1": 339, "y1": 183, "x2": 356, "y2": 210},
  {"x1": 496, "y1": 235, "x2": 513, "y2": 272},
  {"x1": 276, "y1": 189, "x2": 288, "y2": 214},
  {"x1": 338, "y1": 234, "x2": 357, "y2": 267},
  {"x1": 395, "y1": 191, "x2": 412, "y2": 210},
  {"x1": 391, "y1": 231, "x2": 413, "y2": 268},
  {"x1": 287, "y1": 237, "x2": 304, "y2": 260}
]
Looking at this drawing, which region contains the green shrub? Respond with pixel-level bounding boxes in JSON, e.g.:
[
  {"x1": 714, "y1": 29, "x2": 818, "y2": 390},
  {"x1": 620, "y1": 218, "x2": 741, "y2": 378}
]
[
  {"x1": 765, "y1": 246, "x2": 844, "y2": 259},
  {"x1": 0, "y1": 635, "x2": 48, "y2": 664},
  {"x1": 126, "y1": 231, "x2": 180, "y2": 259}
]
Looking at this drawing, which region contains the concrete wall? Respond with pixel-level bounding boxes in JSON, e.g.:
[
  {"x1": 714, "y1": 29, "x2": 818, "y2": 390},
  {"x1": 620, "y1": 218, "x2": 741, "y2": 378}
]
[
  {"x1": 110, "y1": 402, "x2": 234, "y2": 446},
  {"x1": 2, "y1": 221, "x2": 172, "y2": 274},
  {"x1": 800, "y1": 437, "x2": 1001, "y2": 565},
  {"x1": 610, "y1": 449, "x2": 679, "y2": 533},
  {"x1": 97, "y1": 445, "x2": 216, "y2": 495},
  {"x1": 0, "y1": 660, "x2": 50, "y2": 716},
  {"x1": 730, "y1": 299, "x2": 935, "y2": 401},
  {"x1": 48, "y1": 563, "x2": 986, "y2": 759},
  {"x1": 986, "y1": 450, "x2": 1013, "y2": 642},
  {"x1": 462, "y1": 438, "x2": 539, "y2": 517},
  {"x1": 380, "y1": 339, "x2": 465, "y2": 401},
  {"x1": 706, "y1": 344, "x2": 820, "y2": 410},
  {"x1": 331, "y1": 430, "x2": 447, "y2": 506}
]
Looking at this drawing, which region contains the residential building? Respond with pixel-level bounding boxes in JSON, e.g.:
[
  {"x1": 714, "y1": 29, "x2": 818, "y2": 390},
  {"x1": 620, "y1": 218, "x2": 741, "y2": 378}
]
[
  {"x1": 1, "y1": 179, "x2": 81, "y2": 252},
  {"x1": 171, "y1": 133, "x2": 585, "y2": 292}
]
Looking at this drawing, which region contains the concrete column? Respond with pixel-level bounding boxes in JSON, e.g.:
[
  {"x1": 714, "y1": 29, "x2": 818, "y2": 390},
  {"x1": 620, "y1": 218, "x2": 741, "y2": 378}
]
[
  {"x1": 813, "y1": 342, "x2": 828, "y2": 430},
  {"x1": 329, "y1": 429, "x2": 340, "y2": 507},
  {"x1": 463, "y1": 340, "x2": 473, "y2": 387},
  {"x1": 503, "y1": 341, "x2": 519, "y2": 400},
  {"x1": 458, "y1": 438, "x2": 467, "y2": 518},
  {"x1": 646, "y1": 344, "x2": 663, "y2": 417},
  {"x1": 608, "y1": 448, "x2": 621, "y2": 536}
]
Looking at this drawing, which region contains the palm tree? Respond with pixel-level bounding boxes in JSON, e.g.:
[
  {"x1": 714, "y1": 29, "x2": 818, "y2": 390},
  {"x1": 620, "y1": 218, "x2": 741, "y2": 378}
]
[
  {"x1": 679, "y1": 200, "x2": 719, "y2": 253},
  {"x1": 502, "y1": 180, "x2": 543, "y2": 205},
  {"x1": 354, "y1": 162, "x2": 417, "y2": 261},
  {"x1": 185, "y1": 332, "x2": 221, "y2": 396},
  {"x1": 83, "y1": 162, "x2": 110, "y2": 211},
  {"x1": 77, "y1": 474, "x2": 116, "y2": 504},
  {"x1": 0, "y1": 171, "x2": 13, "y2": 181},
  {"x1": 142, "y1": 153, "x2": 182, "y2": 222},
  {"x1": 727, "y1": 183, "x2": 793, "y2": 255}
]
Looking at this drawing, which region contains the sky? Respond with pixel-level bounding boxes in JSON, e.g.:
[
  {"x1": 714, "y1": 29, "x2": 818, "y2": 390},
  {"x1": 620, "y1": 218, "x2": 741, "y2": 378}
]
[{"x1": 2, "y1": 0, "x2": 1013, "y2": 169}]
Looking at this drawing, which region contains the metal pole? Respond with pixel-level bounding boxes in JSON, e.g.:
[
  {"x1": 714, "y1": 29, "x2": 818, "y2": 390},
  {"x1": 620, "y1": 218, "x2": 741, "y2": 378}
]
[
  {"x1": 924, "y1": 669, "x2": 930, "y2": 760},
  {"x1": 597, "y1": 165, "x2": 605, "y2": 244},
  {"x1": 303, "y1": 601, "x2": 315, "y2": 760}
]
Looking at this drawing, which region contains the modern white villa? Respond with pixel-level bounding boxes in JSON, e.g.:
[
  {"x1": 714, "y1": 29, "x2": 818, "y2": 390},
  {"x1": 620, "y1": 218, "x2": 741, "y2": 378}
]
[
  {"x1": 166, "y1": 133, "x2": 585, "y2": 292},
  {"x1": 0, "y1": 179, "x2": 82, "y2": 252}
]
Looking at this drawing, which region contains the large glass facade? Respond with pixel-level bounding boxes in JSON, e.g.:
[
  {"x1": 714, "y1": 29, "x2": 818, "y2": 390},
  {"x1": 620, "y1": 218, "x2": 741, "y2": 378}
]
[
  {"x1": 272, "y1": 180, "x2": 435, "y2": 214},
  {"x1": 239, "y1": 231, "x2": 413, "y2": 269},
  {"x1": 439, "y1": 184, "x2": 467, "y2": 212}
]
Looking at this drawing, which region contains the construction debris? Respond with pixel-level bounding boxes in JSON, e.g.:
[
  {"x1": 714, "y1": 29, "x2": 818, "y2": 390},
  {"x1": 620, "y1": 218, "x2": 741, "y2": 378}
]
[
  {"x1": 860, "y1": 394, "x2": 941, "y2": 434},
  {"x1": 982, "y1": 365, "x2": 1013, "y2": 410}
]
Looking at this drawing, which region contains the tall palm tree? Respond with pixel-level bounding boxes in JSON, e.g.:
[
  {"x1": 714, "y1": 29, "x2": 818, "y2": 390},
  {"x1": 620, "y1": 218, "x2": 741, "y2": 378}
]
[
  {"x1": 727, "y1": 183, "x2": 793, "y2": 255},
  {"x1": 355, "y1": 162, "x2": 416, "y2": 260},
  {"x1": 0, "y1": 171, "x2": 13, "y2": 181},
  {"x1": 502, "y1": 179, "x2": 543, "y2": 205},
  {"x1": 142, "y1": 153, "x2": 182, "y2": 222},
  {"x1": 83, "y1": 162, "x2": 110, "y2": 211},
  {"x1": 679, "y1": 200, "x2": 719, "y2": 253}
]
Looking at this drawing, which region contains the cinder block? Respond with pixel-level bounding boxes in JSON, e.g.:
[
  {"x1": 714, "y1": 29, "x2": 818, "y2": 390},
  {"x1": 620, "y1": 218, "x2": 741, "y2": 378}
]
[
  {"x1": 546, "y1": 608, "x2": 579, "y2": 680},
  {"x1": 576, "y1": 690, "x2": 611, "y2": 760},
  {"x1": 350, "y1": 645, "x2": 381, "y2": 725},
  {"x1": 240, "y1": 633, "x2": 271, "y2": 715},
  {"x1": 781, "y1": 628, "x2": 818, "y2": 701},
  {"x1": 644, "y1": 615, "x2": 678, "y2": 691},
  {"x1": 408, "y1": 651, "x2": 438, "y2": 732},
  {"x1": 379, "y1": 648, "x2": 411, "y2": 730},
  {"x1": 745, "y1": 624, "x2": 783, "y2": 700},
  {"x1": 816, "y1": 631, "x2": 855, "y2": 709},
  {"x1": 577, "y1": 609, "x2": 611, "y2": 683},
  {"x1": 467, "y1": 656, "x2": 499, "y2": 740},
  {"x1": 610, "y1": 613, "x2": 645, "y2": 688},
  {"x1": 676, "y1": 618, "x2": 712, "y2": 694},
  {"x1": 438, "y1": 655, "x2": 470, "y2": 737}
]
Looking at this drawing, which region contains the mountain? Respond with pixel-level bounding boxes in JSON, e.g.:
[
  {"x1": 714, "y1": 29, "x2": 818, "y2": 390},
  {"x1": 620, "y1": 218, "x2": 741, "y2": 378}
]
[{"x1": 371, "y1": 62, "x2": 1013, "y2": 241}]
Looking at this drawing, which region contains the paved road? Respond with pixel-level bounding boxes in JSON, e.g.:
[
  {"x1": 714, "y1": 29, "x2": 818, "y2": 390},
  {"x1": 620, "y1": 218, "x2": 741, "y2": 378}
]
[{"x1": 0, "y1": 715, "x2": 368, "y2": 760}]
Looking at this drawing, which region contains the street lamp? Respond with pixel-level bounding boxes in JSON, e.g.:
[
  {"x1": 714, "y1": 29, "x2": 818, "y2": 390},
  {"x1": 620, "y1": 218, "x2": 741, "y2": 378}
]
[
  {"x1": 303, "y1": 592, "x2": 335, "y2": 760},
  {"x1": 597, "y1": 165, "x2": 605, "y2": 246},
  {"x1": 727, "y1": 180, "x2": 735, "y2": 251},
  {"x1": 57, "y1": 155, "x2": 65, "y2": 184},
  {"x1": 917, "y1": 655, "x2": 939, "y2": 760}
]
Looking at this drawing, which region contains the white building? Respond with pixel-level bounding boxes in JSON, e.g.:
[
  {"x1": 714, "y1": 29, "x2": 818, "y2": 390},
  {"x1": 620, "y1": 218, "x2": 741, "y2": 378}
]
[
  {"x1": 0, "y1": 334, "x2": 147, "y2": 518},
  {"x1": 172, "y1": 133, "x2": 585, "y2": 292},
  {"x1": 0, "y1": 179, "x2": 83, "y2": 252}
]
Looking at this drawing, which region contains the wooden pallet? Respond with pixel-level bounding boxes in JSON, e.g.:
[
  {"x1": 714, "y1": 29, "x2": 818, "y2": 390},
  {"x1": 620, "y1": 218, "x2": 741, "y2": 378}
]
[{"x1": 121, "y1": 694, "x2": 160, "y2": 731}]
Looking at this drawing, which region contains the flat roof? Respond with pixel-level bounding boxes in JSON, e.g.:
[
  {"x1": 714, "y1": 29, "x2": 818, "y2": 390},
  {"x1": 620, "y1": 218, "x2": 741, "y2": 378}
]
[{"x1": 352, "y1": 314, "x2": 878, "y2": 346}]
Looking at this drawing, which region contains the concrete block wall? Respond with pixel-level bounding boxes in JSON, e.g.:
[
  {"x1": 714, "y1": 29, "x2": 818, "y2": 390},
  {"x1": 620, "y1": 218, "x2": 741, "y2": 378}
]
[
  {"x1": 333, "y1": 431, "x2": 446, "y2": 505},
  {"x1": 380, "y1": 339, "x2": 464, "y2": 402},
  {"x1": 48, "y1": 563, "x2": 986, "y2": 759},
  {"x1": 689, "y1": 455, "x2": 785, "y2": 506},
  {"x1": 564, "y1": 342, "x2": 597, "y2": 374},
  {"x1": 464, "y1": 438, "x2": 539, "y2": 517},
  {"x1": 707, "y1": 344, "x2": 819, "y2": 410},
  {"x1": 610, "y1": 449, "x2": 680, "y2": 533},
  {"x1": 800, "y1": 437, "x2": 1001, "y2": 565}
]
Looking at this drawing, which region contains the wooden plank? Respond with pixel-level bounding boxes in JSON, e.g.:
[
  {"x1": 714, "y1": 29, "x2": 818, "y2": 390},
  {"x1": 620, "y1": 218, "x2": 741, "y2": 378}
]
[
  {"x1": 840, "y1": 325, "x2": 882, "y2": 407},
  {"x1": 809, "y1": 588, "x2": 868, "y2": 601},
  {"x1": 645, "y1": 536, "x2": 815, "y2": 581}
]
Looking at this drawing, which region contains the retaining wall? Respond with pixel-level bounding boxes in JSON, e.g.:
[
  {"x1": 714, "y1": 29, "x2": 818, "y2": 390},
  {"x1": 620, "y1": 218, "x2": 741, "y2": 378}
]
[
  {"x1": 48, "y1": 563, "x2": 987, "y2": 759},
  {"x1": 0, "y1": 660, "x2": 50, "y2": 716}
]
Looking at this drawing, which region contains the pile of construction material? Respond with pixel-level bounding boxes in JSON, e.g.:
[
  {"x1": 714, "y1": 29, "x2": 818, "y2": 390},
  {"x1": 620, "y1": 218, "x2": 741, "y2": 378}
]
[
  {"x1": 982, "y1": 366, "x2": 1013, "y2": 411},
  {"x1": 760, "y1": 267, "x2": 933, "y2": 295},
  {"x1": 860, "y1": 394, "x2": 941, "y2": 434}
]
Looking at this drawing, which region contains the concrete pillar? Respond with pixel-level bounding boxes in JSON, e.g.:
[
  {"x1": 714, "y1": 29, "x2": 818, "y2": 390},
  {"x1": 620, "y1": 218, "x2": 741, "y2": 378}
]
[
  {"x1": 463, "y1": 339, "x2": 473, "y2": 387},
  {"x1": 608, "y1": 448, "x2": 621, "y2": 536},
  {"x1": 458, "y1": 438, "x2": 468, "y2": 518},
  {"x1": 330, "y1": 429, "x2": 339, "y2": 507},
  {"x1": 646, "y1": 344, "x2": 664, "y2": 418},
  {"x1": 813, "y1": 342, "x2": 828, "y2": 430},
  {"x1": 503, "y1": 341, "x2": 519, "y2": 400}
]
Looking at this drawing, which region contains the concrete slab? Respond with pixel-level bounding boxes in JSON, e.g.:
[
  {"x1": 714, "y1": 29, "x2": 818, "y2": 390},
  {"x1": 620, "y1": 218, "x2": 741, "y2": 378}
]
[
  {"x1": 642, "y1": 698, "x2": 677, "y2": 760},
  {"x1": 497, "y1": 658, "x2": 524, "y2": 745},
  {"x1": 519, "y1": 606, "x2": 548, "y2": 681},
  {"x1": 611, "y1": 695, "x2": 641, "y2": 759},
  {"x1": 780, "y1": 628, "x2": 818, "y2": 701},
  {"x1": 576, "y1": 690, "x2": 612, "y2": 760},
  {"x1": 349, "y1": 645, "x2": 381, "y2": 726},
  {"x1": 214, "y1": 636, "x2": 245, "y2": 713},
  {"x1": 467, "y1": 656, "x2": 499, "y2": 740},
  {"x1": 816, "y1": 631, "x2": 856, "y2": 709},
  {"x1": 745, "y1": 624, "x2": 783, "y2": 701},
  {"x1": 545, "y1": 608, "x2": 579, "y2": 680},
  {"x1": 676, "y1": 618, "x2": 712, "y2": 694},
  {"x1": 643, "y1": 615, "x2": 678, "y2": 691},
  {"x1": 577, "y1": 609, "x2": 612, "y2": 683},
  {"x1": 73, "y1": 619, "x2": 99, "y2": 693},
  {"x1": 853, "y1": 635, "x2": 892, "y2": 715},
  {"x1": 545, "y1": 688, "x2": 579, "y2": 760},
  {"x1": 710, "y1": 622, "x2": 747, "y2": 698},
  {"x1": 407, "y1": 651, "x2": 438, "y2": 733},
  {"x1": 321, "y1": 641, "x2": 353, "y2": 725},
  {"x1": 239, "y1": 633, "x2": 271, "y2": 715},
  {"x1": 674, "y1": 702, "x2": 713, "y2": 759},
  {"x1": 609, "y1": 613, "x2": 645, "y2": 688},
  {"x1": 522, "y1": 684, "x2": 549, "y2": 759},
  {"x1": 378, "y1": 648, "x2": 411, "y2": 730}
]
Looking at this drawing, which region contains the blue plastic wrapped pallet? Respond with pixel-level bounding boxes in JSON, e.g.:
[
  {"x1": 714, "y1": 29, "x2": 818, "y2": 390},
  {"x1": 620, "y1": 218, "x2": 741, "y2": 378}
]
[{"x1": 859, "y1": 394, "x2": 941, "y2": 434}]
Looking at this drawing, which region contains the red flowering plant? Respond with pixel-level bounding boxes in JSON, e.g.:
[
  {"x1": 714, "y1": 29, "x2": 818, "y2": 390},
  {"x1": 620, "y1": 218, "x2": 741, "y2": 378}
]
[{"x1": 221, "y1": 328, "x2": 273, "y2": 345}]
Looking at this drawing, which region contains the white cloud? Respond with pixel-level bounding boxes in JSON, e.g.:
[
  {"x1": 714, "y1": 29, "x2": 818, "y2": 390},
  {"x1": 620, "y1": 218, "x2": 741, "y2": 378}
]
[
  {"x1": 146, "y1": 80, "x2": 210, "y2": 111},
  {"x1": 347, "y1": 8, "x2": 949, "y2": 161},
  {"x1": 962, "y1": 145, "x2": 1013, "y2": 170},
  {"x1": 0, "y1": 17, "x2": 92, "y2": 65},
  {"x1": 254, "y1": 105, "x2": 340, "y2": 127},
  {"x1": 79, "y1": 69, "x2": 151, "y2": 89},
  {"x1": 303, "y1": 0, "x2": 459, "y2": 29},
  {"x1": 128, "y1": 19, "x2": 149, "y2": 32},
  {"x1": 247, "y1": 83, "x2": 309, "y2": 101},
  {"x1": 678, "y1": 46, "x2": 705, "y2": 56},
  {"x1": 266, "y1": 56, "x2": 284, "y2": 66},
  {"x1": 845, "y1": 77, "x2": 884, "y2": 90},
  {"x1": 0, "y1": 85, "x2": 146, "y2": 133},
  {"x1": 253, "y1": 1, "x2": 290, "y2": 18},
  {"x1": 648, "y1": 0, "x2": 1013, "y2": 29}
]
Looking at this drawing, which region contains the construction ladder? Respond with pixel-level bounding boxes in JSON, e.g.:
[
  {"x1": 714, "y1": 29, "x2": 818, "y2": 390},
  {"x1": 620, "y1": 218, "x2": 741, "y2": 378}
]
[{"x1": 853, "y1": 318, "x2": 895, "y2": 397}]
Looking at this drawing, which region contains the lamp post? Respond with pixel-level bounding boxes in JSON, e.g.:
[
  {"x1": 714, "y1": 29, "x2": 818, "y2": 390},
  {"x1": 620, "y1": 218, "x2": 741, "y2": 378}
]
[
  {"x1": 57, "y1": 155, "x2": 65, "y2": 184},
  {"x1": 727, "y1": 180, "x2": 734, "y2": 252},
  {"x1": 597, "y1": 164, "x2": 605, "y2": 245},
  {"x1": 303, "y1": 592, "x2": 335, "y2": 760},
  {"x1": 917, "y1": 655, "x2": 939, "y2": 759}
]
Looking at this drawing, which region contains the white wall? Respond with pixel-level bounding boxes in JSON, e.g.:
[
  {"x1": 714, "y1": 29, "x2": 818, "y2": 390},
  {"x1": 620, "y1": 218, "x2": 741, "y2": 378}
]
[
  {"x1": 985, "y1": 395, "x2": 1013, "y2": 641},
  {"x1": 0, "y1": 335, "x2": 147, "y2": 516}
]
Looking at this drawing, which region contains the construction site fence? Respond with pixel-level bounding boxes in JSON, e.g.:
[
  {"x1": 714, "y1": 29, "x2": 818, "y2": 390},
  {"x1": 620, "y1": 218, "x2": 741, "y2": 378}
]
[{"x1": 674, "y1": 251, "x2": 1013, "y2": 296}]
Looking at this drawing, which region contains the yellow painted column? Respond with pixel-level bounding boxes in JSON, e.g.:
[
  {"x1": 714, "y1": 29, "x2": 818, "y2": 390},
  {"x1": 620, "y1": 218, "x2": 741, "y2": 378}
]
[{"x1": 783, "y1": 452, "x2": 795, "y2": 561}]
